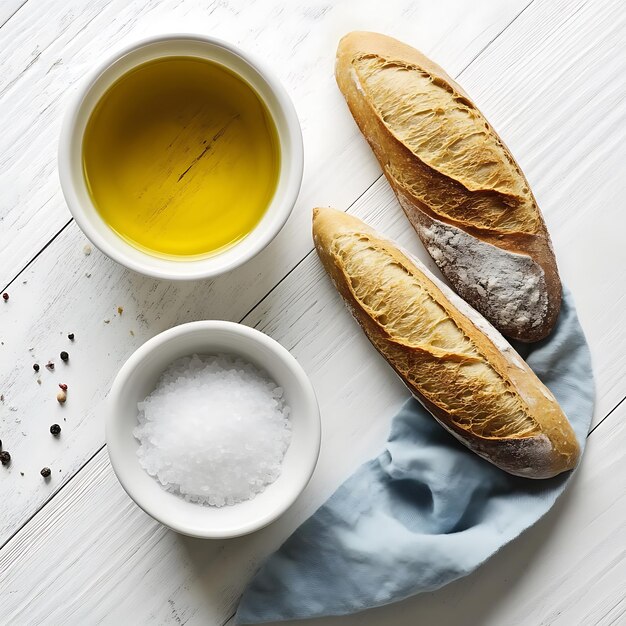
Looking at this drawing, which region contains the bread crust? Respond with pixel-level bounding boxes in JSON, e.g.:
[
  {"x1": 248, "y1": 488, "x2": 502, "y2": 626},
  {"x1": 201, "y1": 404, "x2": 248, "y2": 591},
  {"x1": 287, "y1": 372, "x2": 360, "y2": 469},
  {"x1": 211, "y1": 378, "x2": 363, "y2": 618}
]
[
  {"x1": 335, "y1": 31, "x2": 561, "y2": 342},
  {"x1": 313, "y1": 207, "x2": 579, "y2": 479}
]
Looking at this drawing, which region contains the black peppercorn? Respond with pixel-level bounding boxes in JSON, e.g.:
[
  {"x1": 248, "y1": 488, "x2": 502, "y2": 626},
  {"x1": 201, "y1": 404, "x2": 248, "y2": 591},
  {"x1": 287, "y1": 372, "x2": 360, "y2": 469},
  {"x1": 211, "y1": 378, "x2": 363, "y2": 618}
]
[
  {"x1": 40, "y1": 467, "x2": 51, "y2": 477},
  {"x1": 2, "y1": 292, "x2": 8, "y2": 301},
  {"x1": 46, "y1": 362, "x2": 55, "y2": 370},
  {"x1": 68, "y1": 333, "x2": 75, "y2": 341},
  {"x1": 60, "y1": 351, "x2": 69, "y2": 362},
  {"x1": 33, "y1": 363, "x2": 40, "y2": 372},
  {"x1": 0, "y1": 450, "x2": 11, "y2": 465},
  {"x1": 50, "y1": 424, "x2": 61, "y2": 436}
]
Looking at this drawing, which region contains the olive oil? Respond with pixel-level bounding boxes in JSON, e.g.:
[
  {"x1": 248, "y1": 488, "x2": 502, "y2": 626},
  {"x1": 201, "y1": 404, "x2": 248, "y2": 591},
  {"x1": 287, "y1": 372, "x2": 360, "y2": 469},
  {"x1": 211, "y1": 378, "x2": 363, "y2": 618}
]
[{"x1": 82, "y1": 57, "x2": 280, "y2": 258}]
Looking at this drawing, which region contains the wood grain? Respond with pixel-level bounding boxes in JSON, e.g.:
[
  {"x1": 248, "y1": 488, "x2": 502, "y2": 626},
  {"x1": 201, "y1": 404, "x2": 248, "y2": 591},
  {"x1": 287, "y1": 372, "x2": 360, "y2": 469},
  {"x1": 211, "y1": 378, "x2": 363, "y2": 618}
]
[
  {"x1": 0, "y1": 0, "x2": 27, "y2": 27},
  {"x1": 0, "y1": 0, "x2": 624, "y2": 624},
  {"x1": 1, "y1": 0, "x2": 623, "y2": 546}
]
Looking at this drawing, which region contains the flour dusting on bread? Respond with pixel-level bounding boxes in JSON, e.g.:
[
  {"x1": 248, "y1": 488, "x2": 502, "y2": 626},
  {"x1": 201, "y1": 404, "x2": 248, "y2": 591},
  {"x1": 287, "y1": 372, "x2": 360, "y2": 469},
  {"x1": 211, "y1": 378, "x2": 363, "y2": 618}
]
[
  {"x1": 335, "y1": 31, "x2": 562, "y2": 342},
  {"x1": 399, "y1": 245, "x2": 518, "y2": 356},
  {"x1": 419, "y1": 216, "x2": 548, "y2": 337}
]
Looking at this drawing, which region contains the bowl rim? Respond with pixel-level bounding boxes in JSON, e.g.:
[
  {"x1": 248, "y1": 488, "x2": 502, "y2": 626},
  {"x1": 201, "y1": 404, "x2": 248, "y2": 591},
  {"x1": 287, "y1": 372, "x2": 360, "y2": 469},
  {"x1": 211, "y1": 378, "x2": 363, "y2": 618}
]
[
  {"x1": 58, "y1": 33, "x2": 304, "y2": 281},
  {"x1": 105, "y1": 320, "x2": 321, "y2": 538}
]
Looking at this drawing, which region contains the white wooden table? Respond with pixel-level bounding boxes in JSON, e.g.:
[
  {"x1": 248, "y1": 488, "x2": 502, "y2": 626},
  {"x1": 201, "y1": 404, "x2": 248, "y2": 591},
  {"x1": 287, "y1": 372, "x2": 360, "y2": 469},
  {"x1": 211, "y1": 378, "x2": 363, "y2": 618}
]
[{"x1": 1, "y1": 1, "x2": 624, "y2": 624}]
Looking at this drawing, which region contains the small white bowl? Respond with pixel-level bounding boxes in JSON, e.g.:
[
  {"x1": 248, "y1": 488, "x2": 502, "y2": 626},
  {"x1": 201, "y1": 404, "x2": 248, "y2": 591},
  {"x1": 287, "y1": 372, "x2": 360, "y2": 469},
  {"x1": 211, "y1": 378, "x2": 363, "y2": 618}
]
[
  {"x1": 59, "y1": 34, "x2": 303, "y2": 280},
  {"x1": 106, "y1": 321, "x2": 320, "y2": 538}
]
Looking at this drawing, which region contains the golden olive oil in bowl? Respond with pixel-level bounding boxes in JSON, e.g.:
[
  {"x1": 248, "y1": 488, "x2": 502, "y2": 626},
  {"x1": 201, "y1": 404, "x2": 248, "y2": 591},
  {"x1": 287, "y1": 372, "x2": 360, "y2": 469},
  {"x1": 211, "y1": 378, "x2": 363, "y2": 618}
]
[{"x1": 82, "y1": 56, "x2": 281, "y2": 259}]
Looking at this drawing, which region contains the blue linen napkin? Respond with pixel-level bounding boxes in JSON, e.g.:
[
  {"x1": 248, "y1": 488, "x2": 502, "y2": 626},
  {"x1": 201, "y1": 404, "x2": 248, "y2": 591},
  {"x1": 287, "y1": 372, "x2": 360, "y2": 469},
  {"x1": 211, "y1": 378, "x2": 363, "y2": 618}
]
[{"x1": 236, "y1": 287, "x2": 594, "y2": 624}]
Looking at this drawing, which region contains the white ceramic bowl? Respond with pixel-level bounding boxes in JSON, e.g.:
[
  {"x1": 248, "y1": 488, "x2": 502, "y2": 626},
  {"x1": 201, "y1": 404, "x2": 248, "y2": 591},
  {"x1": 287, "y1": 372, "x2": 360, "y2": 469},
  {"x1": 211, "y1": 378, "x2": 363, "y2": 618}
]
[
  {"x1": 106, "y1": 321, "x2": 320, "y2": 538},
  {"x1": 59, "y1": 34, "x2": 303, "y2": 280}
]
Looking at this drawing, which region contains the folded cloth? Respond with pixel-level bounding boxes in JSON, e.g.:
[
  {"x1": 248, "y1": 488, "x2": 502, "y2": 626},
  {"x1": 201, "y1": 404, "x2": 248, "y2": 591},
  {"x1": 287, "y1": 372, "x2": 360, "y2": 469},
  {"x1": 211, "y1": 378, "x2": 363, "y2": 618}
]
[{"x1": 236, "y1": 287, "x2": 594, "y2": 624}]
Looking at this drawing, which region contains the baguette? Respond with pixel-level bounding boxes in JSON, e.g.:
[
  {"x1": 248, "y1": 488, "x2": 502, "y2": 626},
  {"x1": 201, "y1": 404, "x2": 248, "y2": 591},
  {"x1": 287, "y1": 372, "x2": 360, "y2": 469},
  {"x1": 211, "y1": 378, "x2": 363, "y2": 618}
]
[
  {"x1": 312, "y1": 207, "x2": 579, "y2": 478},
  {"x1": 335, "y1": 31, "x2": 561, "y2": 342}
]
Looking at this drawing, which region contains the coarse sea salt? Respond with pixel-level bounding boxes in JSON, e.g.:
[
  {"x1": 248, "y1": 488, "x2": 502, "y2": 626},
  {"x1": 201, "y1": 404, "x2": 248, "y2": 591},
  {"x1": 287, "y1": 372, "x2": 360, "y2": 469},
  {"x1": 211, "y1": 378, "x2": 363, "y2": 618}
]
[{"x1": 134, "y1": 354, "x2": 291, "y2": 507}]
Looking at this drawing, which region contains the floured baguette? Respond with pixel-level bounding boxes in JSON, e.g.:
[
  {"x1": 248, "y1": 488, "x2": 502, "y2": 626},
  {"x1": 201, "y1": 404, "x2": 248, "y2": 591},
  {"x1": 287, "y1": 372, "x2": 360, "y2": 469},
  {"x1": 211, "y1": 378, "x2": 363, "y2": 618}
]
[
  {"x1": 313, "y1": 207, "x2": 579, "y2": 478},
  {"x1": 335, "y1": 31, "x2": 561, "y2": 342}
]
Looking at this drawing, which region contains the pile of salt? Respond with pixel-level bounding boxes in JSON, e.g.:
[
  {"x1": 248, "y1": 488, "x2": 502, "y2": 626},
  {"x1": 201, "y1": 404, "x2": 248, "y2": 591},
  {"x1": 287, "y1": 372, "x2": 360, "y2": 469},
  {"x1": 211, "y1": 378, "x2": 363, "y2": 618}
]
[{"x1": 134, "y1": 354, "x2": 291, "y2": 507}]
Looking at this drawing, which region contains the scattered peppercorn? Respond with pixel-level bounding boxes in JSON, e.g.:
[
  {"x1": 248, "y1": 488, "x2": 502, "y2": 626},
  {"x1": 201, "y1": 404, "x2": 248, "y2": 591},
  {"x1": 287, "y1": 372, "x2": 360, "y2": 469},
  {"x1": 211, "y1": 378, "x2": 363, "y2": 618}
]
[
  {"x1": 60, "y1": 351, "x2": 69, "y2": 362},
  {"x1": 68, "y1": 333, "x2": 75, "y2": 341},
  {"x1": 2, "y1": 292, "x2": 8, "y2": 301},
  {"x1": 59, "y1": 383, "x2": 68, "y2": 391},
  {"x1": 33, "y1": 363, "x2": 40, "y2": 372},
  {"x1": 40, "y1": 467, "x2": 51, "y2": 478},
  {"x1": 46, "y1": 362, "x2": 55, "y2": 371},
  {"x1": 0, "y1": 451, "x2": 11, "y2": 465},
  {"x1": 56, "y1": 390, "x2": 67, "y2": 404},
  {"x1": 50, "y1": 424, "x2": 61, "y2": 436}
]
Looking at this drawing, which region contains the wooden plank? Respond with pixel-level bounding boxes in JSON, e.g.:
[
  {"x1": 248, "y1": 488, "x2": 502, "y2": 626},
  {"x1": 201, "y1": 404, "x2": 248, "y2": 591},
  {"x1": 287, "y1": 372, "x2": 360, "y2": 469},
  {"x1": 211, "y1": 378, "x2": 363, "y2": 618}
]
[
  {"x1": 1, "y1": 0, "x2": 625, "y2": 622},
  {"x1": 0, "y1": 0, "x2": 531, "y2": 543},
  {"x1": 0, "y1": 0, "x2": 622, "y2": 549},
  {"x1": 0, "y1": 0, "x2": 27, "y2": 27},
  {"x1": 0, "y1": 0, "x2": 526, "y2": 283},
  {"x1": 0, "y1": 0, "x2": 622, "y2": 570}
]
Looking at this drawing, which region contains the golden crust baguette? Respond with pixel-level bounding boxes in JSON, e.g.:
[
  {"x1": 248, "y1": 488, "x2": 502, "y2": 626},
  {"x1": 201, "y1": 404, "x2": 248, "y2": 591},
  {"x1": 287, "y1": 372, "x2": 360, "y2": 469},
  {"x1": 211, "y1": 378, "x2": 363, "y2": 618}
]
[
  {"x1": 313, "y1": 207, "x2": 579, "y2": 478},
  {"x1": 335, "y1": 31, "x2": 561, "y2": 343}
]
